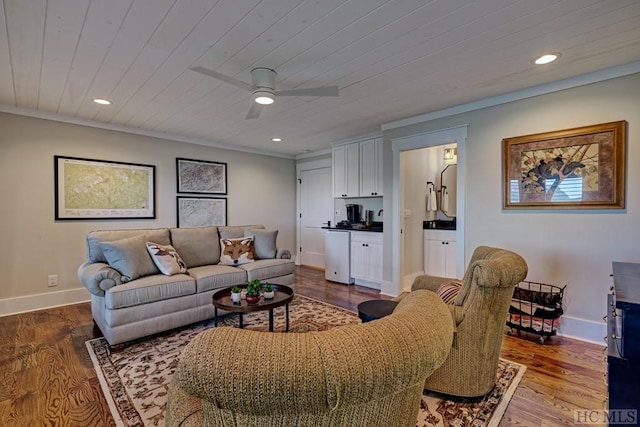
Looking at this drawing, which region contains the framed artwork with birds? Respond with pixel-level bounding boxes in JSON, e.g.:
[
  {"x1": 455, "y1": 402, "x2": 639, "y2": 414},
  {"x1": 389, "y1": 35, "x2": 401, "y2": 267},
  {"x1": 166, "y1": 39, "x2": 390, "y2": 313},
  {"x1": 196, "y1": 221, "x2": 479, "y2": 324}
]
[{"x1": 502, "y1": 121, "x2": 626, "y2": 209}]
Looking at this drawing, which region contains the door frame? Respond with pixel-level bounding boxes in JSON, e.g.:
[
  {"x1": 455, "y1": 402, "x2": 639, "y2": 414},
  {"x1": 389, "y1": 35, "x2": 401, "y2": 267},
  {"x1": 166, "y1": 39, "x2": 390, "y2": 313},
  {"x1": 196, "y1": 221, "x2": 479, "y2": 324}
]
[
  {"x1": 390, "y1": 124, "x2": 468, "y2": 295},
  {"x1": 296, "y1": 157, "x2": 332, "y2": 265}
]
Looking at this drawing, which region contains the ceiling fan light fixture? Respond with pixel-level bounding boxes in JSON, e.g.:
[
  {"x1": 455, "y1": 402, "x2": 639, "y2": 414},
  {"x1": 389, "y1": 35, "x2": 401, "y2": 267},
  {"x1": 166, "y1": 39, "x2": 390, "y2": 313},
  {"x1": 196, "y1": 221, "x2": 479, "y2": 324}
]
[{"x1": 254, "y1": 91, "x2": 274, "y2": 105}]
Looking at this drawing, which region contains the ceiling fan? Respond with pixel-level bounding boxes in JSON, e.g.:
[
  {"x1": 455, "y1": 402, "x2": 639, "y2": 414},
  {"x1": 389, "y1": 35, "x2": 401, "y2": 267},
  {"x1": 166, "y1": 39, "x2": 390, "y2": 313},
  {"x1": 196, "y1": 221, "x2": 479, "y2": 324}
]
[{"x1": 190, "y1": 66, "x2": 339, "y2": 119}]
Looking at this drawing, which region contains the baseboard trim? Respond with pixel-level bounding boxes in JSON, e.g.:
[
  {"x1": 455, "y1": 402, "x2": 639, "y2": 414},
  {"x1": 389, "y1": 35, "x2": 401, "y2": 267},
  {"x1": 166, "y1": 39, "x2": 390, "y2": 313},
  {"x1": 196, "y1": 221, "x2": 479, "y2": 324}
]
[
  {"x1": 402, "y1": 272, "x2": 423, "y2": 293},
  {"x1": 557, "y1": 315, "x2": 606, "y2": 345},
  {"x1": 0, "y1": 286, "x2": 608, "y2": 346},
  {"x1": 0, "y1": 287, "x2": 91, "y2": 317},
  {"x1": 380, "y1": 280, "x2": 399, "y2": 297}
]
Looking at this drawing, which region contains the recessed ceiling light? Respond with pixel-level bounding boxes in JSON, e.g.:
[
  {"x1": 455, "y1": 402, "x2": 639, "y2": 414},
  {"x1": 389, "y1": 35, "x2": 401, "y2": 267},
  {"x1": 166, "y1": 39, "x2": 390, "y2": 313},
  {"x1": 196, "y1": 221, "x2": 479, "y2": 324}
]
[
  {"x1": 534, "y1": 53, "x2": 561, "y2": 65},
  {"x1": 271, "y1": 137, "x2": 282, "y2": 142},
  {"x1": 92, "y1": 98, "x2": 112, "y2": 105}
]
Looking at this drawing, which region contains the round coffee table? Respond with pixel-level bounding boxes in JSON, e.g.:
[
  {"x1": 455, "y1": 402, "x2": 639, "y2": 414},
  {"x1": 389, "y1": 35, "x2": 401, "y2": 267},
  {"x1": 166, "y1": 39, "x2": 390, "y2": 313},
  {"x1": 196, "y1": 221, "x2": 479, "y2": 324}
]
[
  {"x1": 212, "y1": 284, "x2": 294, "y2": 332},
  {"x1": 357, "y1": 300, "x2": 398, "y2": 322}
]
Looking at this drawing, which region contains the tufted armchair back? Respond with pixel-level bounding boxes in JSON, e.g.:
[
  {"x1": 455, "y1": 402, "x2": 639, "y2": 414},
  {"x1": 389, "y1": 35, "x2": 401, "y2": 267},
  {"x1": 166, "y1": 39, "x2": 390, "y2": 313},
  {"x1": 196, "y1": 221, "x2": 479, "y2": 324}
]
[
  {"x1": 411, "y1": 245, "x2": 528, "y2": 397},
  {"x1": 166, "y1": 290, "x2": 454, "y2": 427}
]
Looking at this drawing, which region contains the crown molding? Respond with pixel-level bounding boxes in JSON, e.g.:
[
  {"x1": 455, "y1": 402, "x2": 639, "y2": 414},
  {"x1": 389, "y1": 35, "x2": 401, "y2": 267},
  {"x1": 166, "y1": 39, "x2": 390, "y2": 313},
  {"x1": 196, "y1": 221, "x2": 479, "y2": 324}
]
[{"x1": 0, "y1": 105, "x2": 296, "y2": 159}]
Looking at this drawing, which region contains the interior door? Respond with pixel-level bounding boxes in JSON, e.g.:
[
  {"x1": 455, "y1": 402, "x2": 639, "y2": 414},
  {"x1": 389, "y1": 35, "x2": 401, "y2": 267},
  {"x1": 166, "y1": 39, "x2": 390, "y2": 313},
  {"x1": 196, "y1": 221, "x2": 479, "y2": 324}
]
[{"x1": 300, "y1": 167, "x2": 333, "y2": 268}]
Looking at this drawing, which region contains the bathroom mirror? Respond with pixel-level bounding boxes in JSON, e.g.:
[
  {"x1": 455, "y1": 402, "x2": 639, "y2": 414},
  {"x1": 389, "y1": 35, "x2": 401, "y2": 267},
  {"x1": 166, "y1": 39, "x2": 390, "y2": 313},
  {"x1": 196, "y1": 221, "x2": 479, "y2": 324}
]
[{"x1": 440, "y1": 164, "x2": 457, "y2": 218}]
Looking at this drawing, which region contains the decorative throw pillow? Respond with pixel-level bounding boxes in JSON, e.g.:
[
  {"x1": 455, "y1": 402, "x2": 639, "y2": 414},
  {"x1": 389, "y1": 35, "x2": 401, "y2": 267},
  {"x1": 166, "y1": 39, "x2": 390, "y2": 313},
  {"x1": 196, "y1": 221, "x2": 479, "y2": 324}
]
[
  {"x1": 146, "y1": 242, "x2": 187, "y2": 276},
  {"x1": 244, "y1": 229, "x2": 278, "y2": 259},
  {"x1": 100, "y1": 235, "x2": 159, "y2": 283},
  {"x1": 436, "y1": 281, "x2": 463, "y2": 304},
  {"x1": 219, "y1": 237, "x2": 255, "y2": 266}
]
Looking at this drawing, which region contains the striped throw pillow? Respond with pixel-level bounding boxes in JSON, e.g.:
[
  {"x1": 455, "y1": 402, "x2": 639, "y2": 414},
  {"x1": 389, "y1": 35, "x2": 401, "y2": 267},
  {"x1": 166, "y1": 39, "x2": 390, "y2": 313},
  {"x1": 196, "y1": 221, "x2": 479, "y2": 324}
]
[{"x1": 436, "y1": 281, "x2": 463, "y2": 304}]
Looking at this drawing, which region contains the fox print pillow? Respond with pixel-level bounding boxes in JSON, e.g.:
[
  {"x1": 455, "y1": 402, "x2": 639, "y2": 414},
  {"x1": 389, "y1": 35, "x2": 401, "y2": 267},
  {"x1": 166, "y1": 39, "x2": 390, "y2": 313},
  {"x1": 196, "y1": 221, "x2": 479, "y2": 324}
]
[{"x1": 219, "y1": 237, "x2": 255, "y2": 266}]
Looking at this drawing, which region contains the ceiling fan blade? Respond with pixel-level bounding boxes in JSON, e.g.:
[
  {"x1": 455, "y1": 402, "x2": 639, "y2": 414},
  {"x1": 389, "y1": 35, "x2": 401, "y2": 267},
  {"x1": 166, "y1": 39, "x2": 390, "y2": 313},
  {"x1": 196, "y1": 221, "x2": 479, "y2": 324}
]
[
  {"x1": 245, "y1": 102, "x2": 263, "y2": 119},
  {"x1": 190, "y1": 66, "x2": 254, "y2": 92},
  {"x1": 274, "y1": 86, "x2": 339, "y2": 97}
]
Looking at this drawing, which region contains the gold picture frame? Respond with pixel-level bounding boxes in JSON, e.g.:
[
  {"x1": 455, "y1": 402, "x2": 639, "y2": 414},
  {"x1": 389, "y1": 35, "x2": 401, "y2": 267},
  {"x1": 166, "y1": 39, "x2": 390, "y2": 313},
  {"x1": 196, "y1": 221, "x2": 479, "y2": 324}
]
[{"x1": 502, "y1": 121, "x2": 626, "y2": 209}]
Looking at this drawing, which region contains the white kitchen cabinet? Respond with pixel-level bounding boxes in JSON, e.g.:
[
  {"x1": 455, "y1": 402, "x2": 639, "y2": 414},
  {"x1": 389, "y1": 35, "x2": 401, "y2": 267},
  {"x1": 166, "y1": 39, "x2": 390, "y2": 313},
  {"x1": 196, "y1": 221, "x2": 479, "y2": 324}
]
[
  {"x1": 423, "y1": 230, "x2": 457, "y2": 278},
  {"x1": 350, "y1": 231, "x2": 383, "y2": 288},
  {"x1": 332, "y1": 144, "x2": 360, "y2": 197},
  {"x1": 359, "y1": 138, "x2": 383, "y2": 196}
]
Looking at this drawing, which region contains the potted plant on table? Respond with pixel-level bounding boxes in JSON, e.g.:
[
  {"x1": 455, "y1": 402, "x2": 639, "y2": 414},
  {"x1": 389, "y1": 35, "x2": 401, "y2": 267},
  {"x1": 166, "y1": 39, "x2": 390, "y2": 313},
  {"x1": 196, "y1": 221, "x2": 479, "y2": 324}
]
[
  {"x1": 245, "y1": 280, "x2": 262, "y2": 304},
  {"x1": 262, "y1": 282, "x2": 275, "y2": 299},
  {"x1": 230, "y1": 286, "x2": 242, "y2": 304}
]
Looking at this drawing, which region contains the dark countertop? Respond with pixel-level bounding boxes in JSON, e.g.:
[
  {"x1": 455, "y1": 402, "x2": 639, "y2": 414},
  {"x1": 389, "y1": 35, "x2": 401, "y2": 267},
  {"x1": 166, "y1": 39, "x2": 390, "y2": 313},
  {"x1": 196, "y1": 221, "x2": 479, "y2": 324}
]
[{"x1": 323, "y1": 223, "x2": 383, "y2": 233}]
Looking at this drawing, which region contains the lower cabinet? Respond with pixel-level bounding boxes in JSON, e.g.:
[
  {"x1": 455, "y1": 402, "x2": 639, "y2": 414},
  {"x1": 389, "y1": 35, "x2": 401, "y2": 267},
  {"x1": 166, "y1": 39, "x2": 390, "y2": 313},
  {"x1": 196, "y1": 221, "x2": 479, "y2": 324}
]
[
  {"x1": 423, "y1": 230, "x2": 457, "y2": 278},
  {"x1": 350, "y1": 232, "x2": 383, "y2": 289}
]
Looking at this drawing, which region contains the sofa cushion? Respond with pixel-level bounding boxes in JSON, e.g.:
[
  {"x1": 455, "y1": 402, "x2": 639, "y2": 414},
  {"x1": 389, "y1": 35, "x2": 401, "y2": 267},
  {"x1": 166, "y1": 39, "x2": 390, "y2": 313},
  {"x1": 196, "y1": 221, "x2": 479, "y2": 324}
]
[
  {"x1": 170, "y1": 226, "x2": 220, "y2": 268},
  {"x1": 146, "y1": 241, "x2": 187, "y2": 276},
  {"x1": 244, "y1": 229, "x2": 278, "y2": 259},
  {"x1": 218, "y1": 225, "x2": 264, "y2": 239},
  {"x1": 105, "y1": 273, "x2": 195, "y2": 309},
  {"x1": 88, "y1": 228, "x2": 171, "y2": 263},
  {"x1": 219, "y1": 237, "x2": 255, "y2": 266},
  {"x1": 436, "y1": 281, "x2": 463, "y2": 304},
  {"x1": 188, "y1": 265, "x2": 248, "y2": 293},
  {"x1": 239, "y1": 258, "x2": 295, "y2": 282},
  {"x1": 100, "y1": 235, "x2": 160, "y2": 283}
]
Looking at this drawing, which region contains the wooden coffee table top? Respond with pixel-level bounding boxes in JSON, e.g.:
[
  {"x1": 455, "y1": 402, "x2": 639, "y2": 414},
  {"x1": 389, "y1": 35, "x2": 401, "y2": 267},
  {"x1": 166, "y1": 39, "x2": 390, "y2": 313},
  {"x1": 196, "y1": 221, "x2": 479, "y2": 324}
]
[{"x1": 212, "y1": 283, "x2": 294, "y2": 313}]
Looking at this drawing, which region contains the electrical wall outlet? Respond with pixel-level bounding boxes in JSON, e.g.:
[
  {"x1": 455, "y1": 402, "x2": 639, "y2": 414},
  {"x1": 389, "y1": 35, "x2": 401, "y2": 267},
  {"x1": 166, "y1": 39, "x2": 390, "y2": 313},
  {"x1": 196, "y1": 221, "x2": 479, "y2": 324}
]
[{"x1": 47, "y1": 274, "x2": 58, "y2": 287}]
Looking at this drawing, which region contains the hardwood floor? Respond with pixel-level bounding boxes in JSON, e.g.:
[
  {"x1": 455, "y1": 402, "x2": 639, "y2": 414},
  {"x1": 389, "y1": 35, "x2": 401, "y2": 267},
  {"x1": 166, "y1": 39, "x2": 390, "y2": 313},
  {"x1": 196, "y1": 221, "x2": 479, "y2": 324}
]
[{"x1": 0, "y1": 265, "x2": 606, "y2": 426}]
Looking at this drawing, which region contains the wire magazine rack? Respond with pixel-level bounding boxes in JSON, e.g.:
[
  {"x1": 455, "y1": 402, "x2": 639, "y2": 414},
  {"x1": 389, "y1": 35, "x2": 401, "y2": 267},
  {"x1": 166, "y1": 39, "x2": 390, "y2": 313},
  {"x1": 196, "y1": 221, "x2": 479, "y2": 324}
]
[{"x1": 507, "y1": 281, "x2": 566, "y2": 344}]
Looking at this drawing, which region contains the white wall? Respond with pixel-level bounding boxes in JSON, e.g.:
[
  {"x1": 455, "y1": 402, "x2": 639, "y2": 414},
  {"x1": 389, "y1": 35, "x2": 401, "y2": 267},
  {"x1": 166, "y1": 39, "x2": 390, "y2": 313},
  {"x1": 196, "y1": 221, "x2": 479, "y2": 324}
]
[
  {"x1": 0, "y1": 113, "x2": 296, "y2": 312},
  {"x1": 383, "y1": 72, "x2": 640, "y2": 343}
]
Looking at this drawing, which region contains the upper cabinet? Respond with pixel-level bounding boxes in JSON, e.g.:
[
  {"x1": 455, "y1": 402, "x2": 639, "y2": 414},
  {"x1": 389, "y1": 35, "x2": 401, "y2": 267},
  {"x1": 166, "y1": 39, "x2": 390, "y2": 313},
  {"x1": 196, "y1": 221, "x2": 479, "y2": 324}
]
[
  {"x1": 332, "y1": 143, "x2": 360, "y2": 197},
  {"x1": 359, "y1": 138, "x2": 383, "y2": 197},
  {"x1": 333, "y1": 138, "x2": 383, "y2": 198}
]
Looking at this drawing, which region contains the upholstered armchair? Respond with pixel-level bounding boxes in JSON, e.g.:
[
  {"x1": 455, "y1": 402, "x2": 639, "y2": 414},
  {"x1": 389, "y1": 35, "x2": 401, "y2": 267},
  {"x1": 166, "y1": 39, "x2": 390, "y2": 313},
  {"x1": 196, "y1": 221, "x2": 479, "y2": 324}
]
[
  {"x1": 412, "y1": 246, "x2": 528, "y2": 398},
  {"x1": 166, "y1": 290, "x2": 454, "y2": 427}
]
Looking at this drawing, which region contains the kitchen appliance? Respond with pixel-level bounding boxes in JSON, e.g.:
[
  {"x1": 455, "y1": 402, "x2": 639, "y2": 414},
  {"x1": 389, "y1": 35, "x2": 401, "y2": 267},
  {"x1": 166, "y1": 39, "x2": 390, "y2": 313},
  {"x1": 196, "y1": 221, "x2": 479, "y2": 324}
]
[
  {"x1": 364, "y1": 210, "x2": 373, "y2": 227},
  {"x1": 324, "y1": 230, "x2": 353, "y2": 284},
  {"x1": 346, "y1": 204, "x2": 361, "y2": 224}
]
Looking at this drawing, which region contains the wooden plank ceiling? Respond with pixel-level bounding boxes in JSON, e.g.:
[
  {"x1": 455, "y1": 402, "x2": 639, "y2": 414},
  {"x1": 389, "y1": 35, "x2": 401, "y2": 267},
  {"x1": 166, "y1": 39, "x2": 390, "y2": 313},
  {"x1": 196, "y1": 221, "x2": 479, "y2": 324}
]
[{"x1": 0, "y1": 0, "x2": 639, "y2": 156}]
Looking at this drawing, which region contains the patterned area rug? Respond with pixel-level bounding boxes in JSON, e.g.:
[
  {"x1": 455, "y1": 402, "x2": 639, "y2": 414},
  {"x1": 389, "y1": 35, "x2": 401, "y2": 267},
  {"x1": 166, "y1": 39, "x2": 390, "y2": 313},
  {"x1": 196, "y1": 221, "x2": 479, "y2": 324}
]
[{"x1": 86, "y1": 295, "x2": 525, "y2": 427}]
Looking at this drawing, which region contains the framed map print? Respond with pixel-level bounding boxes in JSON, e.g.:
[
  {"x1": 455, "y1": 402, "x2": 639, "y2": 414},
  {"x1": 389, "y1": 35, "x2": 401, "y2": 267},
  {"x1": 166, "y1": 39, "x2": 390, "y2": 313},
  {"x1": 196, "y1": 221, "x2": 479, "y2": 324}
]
[
  {"x1": 177, "y1": 196, "x2": 227, "y2": 228},
  {"x1": 177, "y1": 158, "x2": 227, "y2": 194},
  {"x1": 54, "y1": 156, "x2": 156, "y2": 220}
]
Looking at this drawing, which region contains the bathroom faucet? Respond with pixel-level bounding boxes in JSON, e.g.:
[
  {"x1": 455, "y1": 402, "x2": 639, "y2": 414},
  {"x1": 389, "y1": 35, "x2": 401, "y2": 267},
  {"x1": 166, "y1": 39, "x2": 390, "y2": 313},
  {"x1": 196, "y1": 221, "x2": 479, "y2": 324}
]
[{"x1": 378, "y1": 209, "x2": 383, "y2": 216}]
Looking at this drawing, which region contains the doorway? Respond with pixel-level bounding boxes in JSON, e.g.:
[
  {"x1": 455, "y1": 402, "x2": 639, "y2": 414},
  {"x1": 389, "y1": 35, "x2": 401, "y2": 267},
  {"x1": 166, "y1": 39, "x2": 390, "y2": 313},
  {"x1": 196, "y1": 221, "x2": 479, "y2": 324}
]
[
  {"x1": 298, "y1": 167, "x2": 333, "y2": 268},
  {"x1": 389, "y1": 125, "x2": 467, "y2": 296}
]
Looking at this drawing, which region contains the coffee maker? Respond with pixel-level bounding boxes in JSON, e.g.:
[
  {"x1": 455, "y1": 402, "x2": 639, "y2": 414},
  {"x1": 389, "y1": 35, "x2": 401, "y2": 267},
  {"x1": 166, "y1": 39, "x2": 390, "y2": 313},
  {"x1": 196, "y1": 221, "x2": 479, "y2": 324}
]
[{"x1": 346, "y1": 204, "x2": 361, "y2": 224}]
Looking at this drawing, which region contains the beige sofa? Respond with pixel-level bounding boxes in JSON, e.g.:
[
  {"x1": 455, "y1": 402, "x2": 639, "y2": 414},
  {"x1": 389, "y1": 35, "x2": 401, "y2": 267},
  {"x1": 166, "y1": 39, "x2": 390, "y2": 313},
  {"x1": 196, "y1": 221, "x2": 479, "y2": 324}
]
[
  {"x1": 166, "y1": 290, "x2": 454, "y2": 427},
  {"x1": 78, "y1": 225, "x2": 294, "y2": 346}
]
